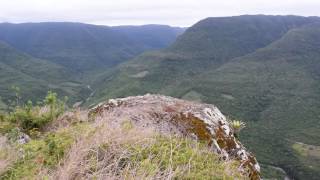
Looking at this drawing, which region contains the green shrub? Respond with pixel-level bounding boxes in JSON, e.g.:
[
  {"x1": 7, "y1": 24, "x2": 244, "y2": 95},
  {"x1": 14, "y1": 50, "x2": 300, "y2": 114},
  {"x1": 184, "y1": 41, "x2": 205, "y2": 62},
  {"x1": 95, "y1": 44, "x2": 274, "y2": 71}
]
[
  {"x1": 0, "y1": 114, "x2": 15, "y2": 134},
  {"x1": 0, "y1": 130, "x2": 74, "y2": 179},
  {"x1": 228, "y1": 118, "x2": 246, "y2": 138},
  {"x1": 4, "y1": 91, "x2": 68, "y2": 134},
  {"x1": 0, "y1": 113, "x2": 4, "y2": 121}
]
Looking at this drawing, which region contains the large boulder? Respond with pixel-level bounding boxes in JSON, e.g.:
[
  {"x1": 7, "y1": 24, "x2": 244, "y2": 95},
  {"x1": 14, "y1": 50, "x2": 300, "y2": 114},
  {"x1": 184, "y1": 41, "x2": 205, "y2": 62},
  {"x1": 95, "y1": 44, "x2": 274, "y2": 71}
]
[{"x1": 89, "y1": 94, "x2": 261, "y2": 179}]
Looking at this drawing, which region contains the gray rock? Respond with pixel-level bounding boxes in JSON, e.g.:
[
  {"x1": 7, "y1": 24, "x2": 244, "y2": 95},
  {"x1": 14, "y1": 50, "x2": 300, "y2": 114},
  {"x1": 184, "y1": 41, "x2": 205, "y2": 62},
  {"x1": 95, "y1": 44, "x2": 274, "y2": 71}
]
[{"x1": 6, "y1": 128, "x2": 31, "y2": 144}]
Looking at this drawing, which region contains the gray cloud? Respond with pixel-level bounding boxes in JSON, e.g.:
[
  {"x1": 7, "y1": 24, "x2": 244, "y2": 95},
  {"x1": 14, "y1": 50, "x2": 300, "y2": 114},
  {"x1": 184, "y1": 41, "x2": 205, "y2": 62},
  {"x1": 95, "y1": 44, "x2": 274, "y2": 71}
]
[{"x1": 0, "y1": 0, "x2": 319, "y2": 26}]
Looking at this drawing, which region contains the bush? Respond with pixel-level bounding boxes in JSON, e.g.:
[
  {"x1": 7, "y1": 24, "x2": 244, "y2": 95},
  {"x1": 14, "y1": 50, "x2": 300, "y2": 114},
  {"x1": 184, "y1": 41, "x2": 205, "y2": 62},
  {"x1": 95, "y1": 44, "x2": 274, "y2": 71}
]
[
  {"x1": 1, "y1": 130, "x2": 74, "y2": 179},
  {"x1": 0, "y1": 114, "x2": 15, "y2": 134},
  {"x1": 1, "y1": 91, "x2": 67, "y2": 134}
]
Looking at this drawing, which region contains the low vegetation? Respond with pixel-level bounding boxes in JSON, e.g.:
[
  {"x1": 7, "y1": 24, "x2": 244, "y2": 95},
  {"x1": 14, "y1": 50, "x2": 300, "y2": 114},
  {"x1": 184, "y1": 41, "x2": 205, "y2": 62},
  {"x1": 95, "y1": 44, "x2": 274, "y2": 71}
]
[
  {"x1": 292, "y1": 142, "x2": 320, "y2": 174},
  {"x1": 0, "y1": 92, "x2": 246, "y2": 180},
  {"x1": 48, "y1": 121, "x2": 245, "y2": 180},
  {"x1": 0, "y1": 91, "x2": 67, "y2": 135},
  {"x1": 229, "y1": 119, "x2": 246, "y2": 137}
]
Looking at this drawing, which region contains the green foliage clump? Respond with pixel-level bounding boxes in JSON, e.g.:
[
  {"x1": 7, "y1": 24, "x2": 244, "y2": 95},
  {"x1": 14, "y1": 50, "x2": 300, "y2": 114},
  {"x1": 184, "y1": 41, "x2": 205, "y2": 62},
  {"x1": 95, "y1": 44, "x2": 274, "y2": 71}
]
[
  {"x1": 5, "y1": 128, "x2": 22, "y2": 143},
  {"x1": 1, "y1": 91, "x2": 67, "y2": 135},
  {"x1": 0, "y1": 130, "x2": 74, "y2": 179},
  {"x1": 0, "y1": 117, "x2": 15, "y2": 135},
  {"x1": 230, "y1": 119, "x2": 246, "y2": 135}
]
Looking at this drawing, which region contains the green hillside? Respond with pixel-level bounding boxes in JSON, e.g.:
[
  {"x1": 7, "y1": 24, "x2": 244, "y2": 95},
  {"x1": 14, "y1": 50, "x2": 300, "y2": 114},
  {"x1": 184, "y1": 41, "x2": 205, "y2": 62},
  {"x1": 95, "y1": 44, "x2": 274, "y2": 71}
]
[
  {"x1": 0, "y1": 41, "x2": 89, "y2": 106},
  {"x1": 89, "y1": 16, "x2": 320, "y2": 179},
  {"x1": 0, "y1": 23, "x2": 184, "y2": 73},
  {"x1": 190, "y1": 23, "x2": 320, "y2": 179},
  {"x1": 169, "y1": 15, "x2": 316, "y2": 63},
  {"x1": 91, "y1": 15, "x2": 319, "y2": 101},
  {"x1": 0, "y1": 23, "x2": 184, "y2": 106}
]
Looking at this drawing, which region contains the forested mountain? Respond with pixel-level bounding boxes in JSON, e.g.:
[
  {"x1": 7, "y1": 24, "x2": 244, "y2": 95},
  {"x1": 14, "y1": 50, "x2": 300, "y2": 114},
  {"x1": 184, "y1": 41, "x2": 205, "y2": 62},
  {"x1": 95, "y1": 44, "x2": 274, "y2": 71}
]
[
  {"x1": 89, "y1": 15, "x2": 320, "y2": 179},
  {"x1": 0, "y1": 23, "x2": 184, "y2": 72},
  {"x1": 0, "y1": 23, "x2": 184, "y2": 108},
  {"x1": 0, "y1": 40, "x2": 87, "y2": 108}
]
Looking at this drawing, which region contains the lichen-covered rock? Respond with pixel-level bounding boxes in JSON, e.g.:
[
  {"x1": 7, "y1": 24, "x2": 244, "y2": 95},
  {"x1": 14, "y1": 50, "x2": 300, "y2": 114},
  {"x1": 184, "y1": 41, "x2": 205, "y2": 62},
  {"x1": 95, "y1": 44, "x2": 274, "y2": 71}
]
[{"x1": 89, "y1": 94, "x2": 261, "y2": 179}]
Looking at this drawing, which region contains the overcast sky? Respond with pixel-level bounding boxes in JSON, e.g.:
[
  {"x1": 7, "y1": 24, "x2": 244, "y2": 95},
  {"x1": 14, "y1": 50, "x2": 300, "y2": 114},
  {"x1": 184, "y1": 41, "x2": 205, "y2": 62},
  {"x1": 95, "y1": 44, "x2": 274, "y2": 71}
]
[{"x1": 0, "y1": 0, "x2": 319, "y2": 27}]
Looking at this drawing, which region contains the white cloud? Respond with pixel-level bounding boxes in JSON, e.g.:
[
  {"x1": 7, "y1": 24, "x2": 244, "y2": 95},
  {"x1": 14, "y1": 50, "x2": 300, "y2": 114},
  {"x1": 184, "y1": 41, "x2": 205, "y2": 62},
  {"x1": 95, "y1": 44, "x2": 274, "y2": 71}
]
[{"x1": 0, "y1": 0, "x2": 319, "y2": 26}]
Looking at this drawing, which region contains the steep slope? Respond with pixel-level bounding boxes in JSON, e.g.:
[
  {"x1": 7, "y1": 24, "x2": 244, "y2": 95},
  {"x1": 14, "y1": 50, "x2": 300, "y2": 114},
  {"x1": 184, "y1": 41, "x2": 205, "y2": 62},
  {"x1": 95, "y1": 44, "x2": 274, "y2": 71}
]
[
  {"x1": 0, "y1": 41, "x2": 88, "y2": 106},
  {"x1": 169, "y1": 15, "x2": 317, "y2": 62},
  {"x1": 91, "y1": 15, "x2": 319, "y2": 101},
  {"x1": 193, "y1": 23, "x2": 320, "y2": 179},
  {"x1": 0, "y1": 23, "x2": 184, "y2": 72},
  {"x1": 89, "y1": 15, "x2": 320, "y2": 179}
]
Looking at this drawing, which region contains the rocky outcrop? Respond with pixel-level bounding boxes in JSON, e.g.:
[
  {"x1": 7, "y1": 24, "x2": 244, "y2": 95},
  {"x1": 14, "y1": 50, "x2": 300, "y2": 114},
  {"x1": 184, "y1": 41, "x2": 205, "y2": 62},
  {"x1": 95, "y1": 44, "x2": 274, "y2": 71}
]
[{"x1": 89, "y1": 94, "x2": 261, "y2": 179}]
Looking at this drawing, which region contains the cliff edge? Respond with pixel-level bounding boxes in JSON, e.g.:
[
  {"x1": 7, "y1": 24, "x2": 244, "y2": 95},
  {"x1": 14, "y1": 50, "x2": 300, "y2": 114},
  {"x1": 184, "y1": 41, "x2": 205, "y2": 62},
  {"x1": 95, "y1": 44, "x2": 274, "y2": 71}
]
[
  {"x1": 90, "y1": 94, "x2": 261, "y2": 179},
  {"x1": 0, "y1": 94, "x2": 260, "y2": 179}
]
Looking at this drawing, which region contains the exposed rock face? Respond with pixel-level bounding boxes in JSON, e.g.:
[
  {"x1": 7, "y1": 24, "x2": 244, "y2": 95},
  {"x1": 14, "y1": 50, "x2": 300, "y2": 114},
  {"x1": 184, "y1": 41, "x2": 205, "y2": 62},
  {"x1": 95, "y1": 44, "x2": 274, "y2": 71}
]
[{"x1": 89, "y1": 94, "x2": 261, "y2": 179}]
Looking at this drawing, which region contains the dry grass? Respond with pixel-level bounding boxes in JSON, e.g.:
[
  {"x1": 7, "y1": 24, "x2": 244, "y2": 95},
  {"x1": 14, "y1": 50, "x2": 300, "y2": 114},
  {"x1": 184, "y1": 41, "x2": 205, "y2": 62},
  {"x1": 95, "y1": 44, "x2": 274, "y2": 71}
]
[
  {"x1": 48, "y1": 120, "x2": 155, "y2": 179},
  {"x1": 44, "y1": 119, "x2": 244, "y2": 180},
  {"x1": 1, "y1": 108, "x2": 245, "y2": 180},
  {"x1": 45, "y1": 108, "x2": 90, "y2": 131},
  {"x1": 0, "y1": 136, "x2": 17, "y2": 174}
]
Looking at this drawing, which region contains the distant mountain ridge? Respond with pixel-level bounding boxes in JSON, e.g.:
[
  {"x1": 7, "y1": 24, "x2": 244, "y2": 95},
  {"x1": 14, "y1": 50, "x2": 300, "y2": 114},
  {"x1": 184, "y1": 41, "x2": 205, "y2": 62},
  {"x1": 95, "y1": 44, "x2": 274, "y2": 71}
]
[
  {"x1": 0, "y1": 22, "x2": 185, "y2": 72},
  {"x1": 0, "y1": 22, "x2": 184, "y2": 106}
]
